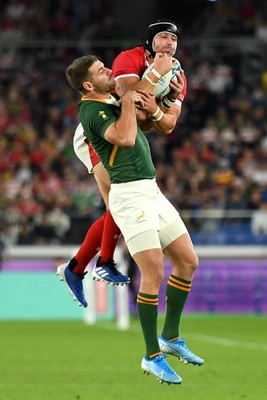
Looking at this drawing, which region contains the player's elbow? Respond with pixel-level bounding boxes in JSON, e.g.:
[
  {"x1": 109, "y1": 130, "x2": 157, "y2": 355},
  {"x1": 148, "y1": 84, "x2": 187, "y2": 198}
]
[
  {"x1": 163, "y1": 119, "x2": 177, "y2": 134},
  {"x1": 159, "y1": 126, "x2": 174, "y2": 135},
  {"x1": 164, "y1": 127, "x2": 174, "y2": 135},
  {"x1": 120, "y1": 137, "x2": 136, "y2": 148}
]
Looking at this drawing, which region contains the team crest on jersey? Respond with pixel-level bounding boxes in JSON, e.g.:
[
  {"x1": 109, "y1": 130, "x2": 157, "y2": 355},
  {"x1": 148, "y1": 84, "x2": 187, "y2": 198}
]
[
  {"x1": 135, "y1": 210, "x2": 145, "y2": 223},
  {"x1": 99, "y1": 110, "x2": 108, "y2": 120}
]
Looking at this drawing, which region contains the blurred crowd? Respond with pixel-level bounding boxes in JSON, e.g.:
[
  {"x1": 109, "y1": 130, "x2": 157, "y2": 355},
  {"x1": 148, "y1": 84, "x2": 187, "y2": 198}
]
[{"x1": 1, "y1": 0, "x2": 267, "y2": 248}]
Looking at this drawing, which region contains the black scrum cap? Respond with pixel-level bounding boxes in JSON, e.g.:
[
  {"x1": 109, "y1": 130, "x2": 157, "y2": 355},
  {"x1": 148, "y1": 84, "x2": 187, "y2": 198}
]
[{"x1": 145, "y1": 20, "x2": 179, "y2": 57}]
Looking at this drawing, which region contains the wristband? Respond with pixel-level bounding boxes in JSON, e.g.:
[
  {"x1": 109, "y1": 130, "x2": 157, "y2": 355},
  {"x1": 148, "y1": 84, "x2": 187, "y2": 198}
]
[
  {"x1": 151, "y1": 110, "x2": 163, "y2": 122},
  {"x1": 151, "y1": 68, "x2": 161, "y2": 79},
  {"x1": 161, "y1": 95, "x2": 176, "y2": 109},
  {"x1": 167, "y1": 95, "x2": 176, "y2": 103},
  {"x1": 161, "y1": 99, "x2": 172, "y2": 109},
  {"x1": 144, "y1": 75, "x2": 157, "y2": 86},
  {"x1": 151, "y1": 106, "x2": 160, "y2": 118}
]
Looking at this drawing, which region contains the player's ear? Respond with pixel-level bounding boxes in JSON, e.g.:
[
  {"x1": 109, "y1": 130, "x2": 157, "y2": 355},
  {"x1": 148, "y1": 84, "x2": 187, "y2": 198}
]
[{"x1": 83, "y1": 81, "x2": 94, "y2": 92}]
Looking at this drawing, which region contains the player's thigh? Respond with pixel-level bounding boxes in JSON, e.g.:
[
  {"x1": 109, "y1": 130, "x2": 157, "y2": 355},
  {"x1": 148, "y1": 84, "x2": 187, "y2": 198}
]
[
  {"x1": 133, "y1": 246, "x2": 165, "y2": 294},
  {"x1": 163, "y1": 232, "x2": 198, "y2": 279},
  {"x1": 157, "y1": 189, "x2": 197, "y2": 273},
  {"x1": 157, "y1": 190, "x2": 188, "y2": 248},
  {"x1": 109, "y1": 179, "x2": 160, "y2": 243},
  {"x1": 127, "y1": 229, "x2": 164, "y2": 293}
]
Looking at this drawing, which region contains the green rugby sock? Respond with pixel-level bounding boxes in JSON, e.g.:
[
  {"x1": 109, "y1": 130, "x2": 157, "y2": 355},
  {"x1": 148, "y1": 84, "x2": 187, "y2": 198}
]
[
  {"x1": 161, "y1": 274, "x2": 191, "y2": 340},
  {"x1": 137, "y1": 292, "x2": 161, "y2": 358}
]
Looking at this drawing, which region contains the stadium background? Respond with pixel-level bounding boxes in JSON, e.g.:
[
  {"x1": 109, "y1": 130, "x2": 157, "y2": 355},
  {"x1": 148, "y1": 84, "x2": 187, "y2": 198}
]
[
  {"x1": 0, "y1": 0, "x2": 267, "y2": 309},
  {"x1": 0, "y1": 0, "x2": 267, "y2": 310},
  {"x1": 0, "y1": 1, "x2": 267, "y2": 399},
  {"x1": 1, "y1": 0, "x2": 267, "y2": 310},
  {"x1": 1, "y1": 0, "x2": 267, "y2": 248}
]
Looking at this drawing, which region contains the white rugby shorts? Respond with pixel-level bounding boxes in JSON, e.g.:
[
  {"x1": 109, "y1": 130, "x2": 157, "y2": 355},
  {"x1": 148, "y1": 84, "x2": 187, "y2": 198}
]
[{"x1": 109, "y1": 178, "x2": 188, "y2": 251}]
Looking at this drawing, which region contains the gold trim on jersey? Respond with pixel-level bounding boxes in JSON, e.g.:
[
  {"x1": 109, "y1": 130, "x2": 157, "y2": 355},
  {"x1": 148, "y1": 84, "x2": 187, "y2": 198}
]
[
  {"x1": 109, "y1": 145, "x2": 118, "y2": 166},
  {"x1": 81, "y1": 95, "x2": 120, "y2": 107}
]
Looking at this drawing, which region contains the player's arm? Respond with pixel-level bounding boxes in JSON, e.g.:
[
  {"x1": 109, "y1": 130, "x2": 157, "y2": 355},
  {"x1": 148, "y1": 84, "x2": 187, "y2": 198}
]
[
  {"x1": 151, "y1": 102, "x2": 181, "y2": 134},
  {"x1": 104, "y1": 91, "x2": 141, "y2": 147},
  {"x1": 137, "y1": 90, "x2": 181, "y2": 135},
  {"x1": 150, "y1": 69, "x2": 186, "y2": 134},
  {"x1": 115, "y1": 53, "x2": 173, "y2": 97},
  {"x1": 161, "y1": 69, "x2": 186, "y2": 107},
  {"x1": 125, "y1": 61, "x2": 183, "y2": 131}
]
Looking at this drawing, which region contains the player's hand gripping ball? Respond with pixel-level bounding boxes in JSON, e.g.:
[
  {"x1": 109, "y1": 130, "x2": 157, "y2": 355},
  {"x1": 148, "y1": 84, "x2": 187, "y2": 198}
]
[{"x1": 142, "y1": 59, "x2": 181, "y2": 98}]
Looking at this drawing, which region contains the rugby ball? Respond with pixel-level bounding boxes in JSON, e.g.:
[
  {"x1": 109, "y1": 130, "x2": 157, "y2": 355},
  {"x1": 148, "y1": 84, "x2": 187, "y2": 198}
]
[{"x1": 142, "y1": 59, "x2": 181, "y2": 98}]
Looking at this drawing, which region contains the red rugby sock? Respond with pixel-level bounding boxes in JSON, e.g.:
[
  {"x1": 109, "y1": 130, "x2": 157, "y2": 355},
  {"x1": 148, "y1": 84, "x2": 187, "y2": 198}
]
[
  {"x1": 71, "y1": 213, "x2": 106, "y2": 275},
  {"x1": 99, "y1": 209, "x2": 121, "y2": 263}
]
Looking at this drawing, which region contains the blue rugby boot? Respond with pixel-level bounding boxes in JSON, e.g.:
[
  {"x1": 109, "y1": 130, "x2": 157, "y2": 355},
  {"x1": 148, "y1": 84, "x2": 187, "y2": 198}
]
[
  {"x1": 57, "y1": 263, "x2": 88, "y2": 308},
  {"x1": 159, "y1": 336, "x2": 204, "y2": 366},
  {"x1": 141, "y1": 354, "x2": 182, "y2": 385},
  {"x1": 92, "y1": 257, "x2": 130, "y2": 286}
]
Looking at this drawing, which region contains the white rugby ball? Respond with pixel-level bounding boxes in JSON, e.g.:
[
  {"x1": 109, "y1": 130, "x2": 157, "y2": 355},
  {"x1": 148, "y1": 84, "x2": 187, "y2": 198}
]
[{"x1": 142, "y1": 59, "x2": 181, "y2": 98}]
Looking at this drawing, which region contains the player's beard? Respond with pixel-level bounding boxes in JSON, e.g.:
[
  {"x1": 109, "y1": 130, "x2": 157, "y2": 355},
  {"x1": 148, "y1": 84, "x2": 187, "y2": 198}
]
[
  {"x1": 91, "y1": 77, "x2": 116, "y2": 94},
  {"x1": 157, "y1": 45, "x2": 176, "y2": 56}
]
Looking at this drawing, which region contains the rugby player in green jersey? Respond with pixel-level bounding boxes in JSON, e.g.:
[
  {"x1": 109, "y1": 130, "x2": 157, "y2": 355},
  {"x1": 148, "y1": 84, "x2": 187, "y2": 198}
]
[{"x1": 66, "y1": 55, "x2": 204, "y2": 385}]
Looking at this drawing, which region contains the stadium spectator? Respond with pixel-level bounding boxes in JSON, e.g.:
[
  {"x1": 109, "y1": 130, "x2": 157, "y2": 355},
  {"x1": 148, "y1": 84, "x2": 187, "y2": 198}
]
[
  {"x1": 46, "y1": 205, "x2": 71, "y2": 242},
  {"x1": 251, "y1": 200, "x2": 267, "y2": 234},
  {"x1": 0, "y1": 0, "x2": 267, "y2": 248},
  {"x1": 32, "y1": 212, "x2": 58, "y2": 244}
]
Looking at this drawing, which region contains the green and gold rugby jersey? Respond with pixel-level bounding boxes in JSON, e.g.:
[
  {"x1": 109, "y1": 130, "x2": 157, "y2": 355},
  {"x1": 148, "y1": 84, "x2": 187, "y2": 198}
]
[{"x1": 79, "y1": 96, "x2": 156, "y2": 184}]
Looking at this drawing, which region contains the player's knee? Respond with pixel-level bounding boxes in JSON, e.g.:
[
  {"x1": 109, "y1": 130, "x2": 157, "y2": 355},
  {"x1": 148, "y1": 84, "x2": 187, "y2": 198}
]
[
  {"x1": 149, "y1": 267, "x2": 165, "y2": 285},
  {"x1": 141, "y1": 266, "x2": 165, "y2": 290},
  {"x1": 178, "y1": 251, "x2": 199, "y2": 275},
  {"x1": 155, "y1": 267, "x2": 165, "y2": 285},
  {"x1": 190, "y1": 252, "x2": 199, "y2": 273}
]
